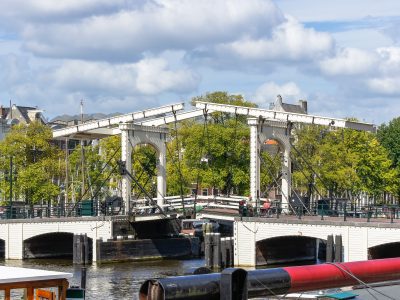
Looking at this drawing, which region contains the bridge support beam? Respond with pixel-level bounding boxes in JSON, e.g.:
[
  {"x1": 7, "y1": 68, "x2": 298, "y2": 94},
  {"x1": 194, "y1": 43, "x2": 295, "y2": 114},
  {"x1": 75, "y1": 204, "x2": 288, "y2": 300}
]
[
  {"x1": 248, "y1": 118, "x2": 291, "y2": 212},
  {"x1": 281, "y1": 147, "x2": 291, "y2": 212},
  {"x1": 5, "y1": 223, "x2": 23, "y2": 260},
  {"x1": 248, "y1": 118, "x2": 260, "y2": 207},
  {"x1": 120, "y1": 123, "x2": 168, "y2": 211},
  {"x1": 121, "y1": 127, "x2": 132, "y2": 214},
  {"x1": 157, "y1": 148, "x2": 167, "y2": 207}
]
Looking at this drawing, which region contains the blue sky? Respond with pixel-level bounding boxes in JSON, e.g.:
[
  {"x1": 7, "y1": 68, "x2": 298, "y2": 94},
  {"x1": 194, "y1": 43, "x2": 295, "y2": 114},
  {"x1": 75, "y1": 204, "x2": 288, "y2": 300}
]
[{"x1": 0, "y1": 0, "x2": 400, "y2": 124}]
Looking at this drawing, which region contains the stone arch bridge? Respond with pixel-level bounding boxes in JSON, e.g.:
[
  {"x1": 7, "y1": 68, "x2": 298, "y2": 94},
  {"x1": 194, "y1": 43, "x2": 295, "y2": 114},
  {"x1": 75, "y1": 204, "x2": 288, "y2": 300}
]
[
  {"x1": 0, "y1": 217, "x2": 113, "y2": 261},
  {"x1": 235, "y1": 217, "x2": 400, "y2": 267}
]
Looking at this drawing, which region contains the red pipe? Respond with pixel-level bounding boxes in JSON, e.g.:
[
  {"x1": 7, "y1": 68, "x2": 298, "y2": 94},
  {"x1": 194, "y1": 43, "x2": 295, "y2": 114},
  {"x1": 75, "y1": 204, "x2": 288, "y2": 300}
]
[{"x1": 284, "y1": 258, "x2": 400, "y2": 292}]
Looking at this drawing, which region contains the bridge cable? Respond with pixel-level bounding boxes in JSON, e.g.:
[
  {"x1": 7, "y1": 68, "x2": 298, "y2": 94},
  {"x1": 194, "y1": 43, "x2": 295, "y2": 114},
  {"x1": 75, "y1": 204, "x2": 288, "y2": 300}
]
[
  {"x1": 257, "y1": 136, "x2": 306, "y2": 214},
  {"x1": 204, "y1": 110, "x2": 218, "y2": 200},
  {"x1": 128, "y1": 139, "x2": 177, "y2": 213},
  {"x1": 128, "y1": 142, "x2": 157, "y2": 198},
  {"x1": 66, "y1": 144, "x2": 121, "y2": 217},
  {"x1": 292, "y1": 127, "x2": 372, "y2": 216},
  {"x1": 290, "y1": 139, "x2": 341, "y2": 212},
  {"x1": 260, "y1": 172, "x2": 282, "y2": 198},
  {"x1": 247, "y1": 273, "x2": 286, "y2": 299},
  {"x1": 119, "y1": 138, "x2": 176, "y2": 219},
  {"x1": 259, "y1": 147, "x2": 283, "y2": 198},
  {"x1": 89, "y1": 164, "x2": 121, "y2": 215},
  {"x1": 267, "y1": 130, "x2": 312, "y2": 216},
  {"x1": 172, "y1": 110, "x2": 187, "y2": 215},
  {"x1": 256, "y1": 135, "x2": 309, "y2": 215},
  {"x1": 257, "y1": 148, "x2": 298, "y2": 216},
  {"x1": 289, "y1": 151, "x2": 326, "y2": 210},
  {"x1": 326, "y1": 262, "x2": 396, "y2": 300},
  {"x1": 117, "y1": 160, "x2": 182, "y2": 231},
  {"x1": 225, "y1": 112, "x2": 240, "y2": 197},
  {"x1": 122, "y1": 141, "x2": 181, "y2": 230},
  {"x1": 192, "y1": 109, "x2": 209, "y2": 217}
]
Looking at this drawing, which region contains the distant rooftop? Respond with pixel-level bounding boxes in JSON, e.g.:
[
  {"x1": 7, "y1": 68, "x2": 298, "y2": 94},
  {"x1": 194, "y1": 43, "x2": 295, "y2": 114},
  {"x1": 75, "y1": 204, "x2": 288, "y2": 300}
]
[
  {"x1": 269, "y1": 95, "x2": 308, "y2": 114},
  {"x1": 0, "y1": 104, "x2": 45, "y2": 124}
]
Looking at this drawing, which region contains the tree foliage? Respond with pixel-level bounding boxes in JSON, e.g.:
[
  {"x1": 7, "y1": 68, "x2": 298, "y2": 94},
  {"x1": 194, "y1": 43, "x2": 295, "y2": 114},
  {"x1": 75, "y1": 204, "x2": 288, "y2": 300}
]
[
  {"x1": 165, "y1": 92, "x2": 257, "y2": 196},
  {"x1": 0, "y1": 92, "x2": 397, "y2": 207},
  {"x1": 292, "y1": 125, "x2": 397, "y2": 200},
  {"x1": 0, "y1": 122, "x2": 63, "y2": 205}
]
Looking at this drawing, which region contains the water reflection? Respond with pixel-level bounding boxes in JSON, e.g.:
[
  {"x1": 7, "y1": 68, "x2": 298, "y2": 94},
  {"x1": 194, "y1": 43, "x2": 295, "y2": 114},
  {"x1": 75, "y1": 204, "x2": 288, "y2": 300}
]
[{"x1": 0, "y1": 258, "x2": 204, "y2": 299}]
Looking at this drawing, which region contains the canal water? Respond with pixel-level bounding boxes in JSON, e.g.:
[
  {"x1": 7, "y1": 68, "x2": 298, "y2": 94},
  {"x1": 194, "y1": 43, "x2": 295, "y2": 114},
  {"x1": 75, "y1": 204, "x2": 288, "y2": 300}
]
[{"x1": 0, "y1": 258, "x2": 205, "y2": 299}]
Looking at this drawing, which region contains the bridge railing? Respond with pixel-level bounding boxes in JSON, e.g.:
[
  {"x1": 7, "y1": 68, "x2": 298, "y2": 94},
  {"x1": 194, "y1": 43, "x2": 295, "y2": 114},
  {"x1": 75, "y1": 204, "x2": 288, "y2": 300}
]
[{"x1": 1, "y1": 197, "x2": 399, "y2": 222}]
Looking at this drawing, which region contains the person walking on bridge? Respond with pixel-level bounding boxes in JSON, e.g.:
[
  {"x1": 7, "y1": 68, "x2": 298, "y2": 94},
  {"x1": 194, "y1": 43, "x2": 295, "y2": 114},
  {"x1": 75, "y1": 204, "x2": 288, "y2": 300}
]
[{"x1": 262, "y1": 199, "x2": 271, "y2": 217}]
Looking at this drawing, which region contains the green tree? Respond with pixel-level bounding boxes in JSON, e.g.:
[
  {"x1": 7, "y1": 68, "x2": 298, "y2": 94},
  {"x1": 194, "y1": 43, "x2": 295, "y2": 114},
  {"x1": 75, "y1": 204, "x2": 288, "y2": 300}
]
[
  {"x1": 292, "y1": 124, "x2": 397, "y2": 201},
  {"x1": 0, "y1": 122, "x2": 63, "y2": 205},
  {"x1": 67, "y1": 143, "x2": 110, "y2": 201},
  {"x1": 166, "y1": 91, "x2": 256, "y2": 196},
  {"x1": 378, "y1": 117, "x2": 400, "y2": 168}
]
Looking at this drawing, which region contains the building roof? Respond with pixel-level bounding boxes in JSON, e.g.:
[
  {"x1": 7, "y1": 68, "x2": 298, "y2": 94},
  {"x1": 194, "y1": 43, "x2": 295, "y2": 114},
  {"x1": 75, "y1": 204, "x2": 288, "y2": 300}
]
[
  {"x1": 281, "y1": 103, "x2": 306, "y2": 114},
  {"x1": 0, "y1": 105, "x2": 45, "y2": 124},
  {"x1": 271, "y1": 95, "x2": 308, "y2": 115}
]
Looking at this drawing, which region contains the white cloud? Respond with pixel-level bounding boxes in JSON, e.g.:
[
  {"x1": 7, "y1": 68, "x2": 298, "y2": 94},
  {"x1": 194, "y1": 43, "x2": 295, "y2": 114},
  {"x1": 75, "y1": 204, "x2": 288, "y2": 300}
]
[
  {"x1": 254, "y1": 81, "x2": 305, "y2": 105},
  {"x1": 317, "y1": 46, "x2": 400, "y2": 96},
  {"x1": 217, "y1": 17, "x2": 333, "y2": 62},
  {"x1": 135, "y1": 58, "x2": 199, "y2": 94},
  {"x1": 0, "y1": 0, "x2": 127, "y2": 23},
  {"x1": 367, "y1": 77, "x2": 400, "y2": 95},
  {"x1": 332, "y1": 29, "x2": 393, "y2": 51},
  {"x1": 0, "y1": 0, "x2": 400, "y2": 124},
  {"x1": 13, "y1": 0, "x2": 284, "y2": 62},
  {"x1": 377, "y1": 47, "x2": 400, "y2": 75},
  {"x1": 0, "y1": 53, "x2": 200, "y2": 117},
  {"x1": 0, "y1": 54, "x2": 32, "y2": 87},
  {"x1": 276, "y1": 0, "x2": 400, "y2": 22},
  {"x1": 50, "y1": 58, "x2": 200, "y2": 96},
  {"x1": 319, "y1": 48, "x2": 378, "y2": 76}
]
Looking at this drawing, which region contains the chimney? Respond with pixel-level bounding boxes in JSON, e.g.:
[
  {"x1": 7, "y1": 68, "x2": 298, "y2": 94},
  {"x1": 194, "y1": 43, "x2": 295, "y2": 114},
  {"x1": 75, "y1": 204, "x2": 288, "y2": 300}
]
[
  {"x1": 298, "y1": 100, "x2": 308, "y2": 114},
  {"x1": 276, "y1": 95, "x2": 283, "y2": 106}
]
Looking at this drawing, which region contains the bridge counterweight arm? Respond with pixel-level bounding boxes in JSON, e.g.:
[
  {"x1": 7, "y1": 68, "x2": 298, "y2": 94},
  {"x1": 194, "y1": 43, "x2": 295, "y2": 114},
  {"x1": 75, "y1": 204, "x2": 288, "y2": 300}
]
[
  {"x1": 137, "y1": 109, "x2": 211, "y2": 127},
  {"x1": 195, "y1": 101, "x2": 376, "y2": 132},
  {"x1": 52, "y1": 103, "x2": 185, "y2": 138}
]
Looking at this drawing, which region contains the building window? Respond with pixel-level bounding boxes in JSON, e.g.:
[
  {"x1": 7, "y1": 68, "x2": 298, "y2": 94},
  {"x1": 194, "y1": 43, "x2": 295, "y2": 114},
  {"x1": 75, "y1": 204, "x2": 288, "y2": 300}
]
[{"x1": 202, "y1": 189, "x2": 208, "y2": 196}]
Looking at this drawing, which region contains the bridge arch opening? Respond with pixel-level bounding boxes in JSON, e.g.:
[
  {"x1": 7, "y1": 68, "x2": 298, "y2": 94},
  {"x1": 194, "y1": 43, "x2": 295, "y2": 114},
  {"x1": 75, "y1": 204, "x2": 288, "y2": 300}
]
[
  {"x1": 256, "y1": 235, "x2": 326, "y2": 266},
  {"x1": 0, "y1": 239, "x2": 4, "y2": 259},
  {"x1": 23, "y1": 233, "x2": 92, "y2": 260},
  {"x1": 131, "y1": 144, "x2": 159, "y2": 199},
  {"x1": 260, "y1": 138, "x2": 283, "y2": 199},
  {"x1": 368, "y1": 242, "x2": 400, "y2": 260}
]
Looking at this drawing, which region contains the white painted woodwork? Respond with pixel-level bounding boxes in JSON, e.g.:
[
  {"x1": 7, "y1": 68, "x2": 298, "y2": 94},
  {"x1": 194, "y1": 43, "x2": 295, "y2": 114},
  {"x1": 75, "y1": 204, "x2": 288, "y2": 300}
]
[
  {"x1": 0, "y1": 266, "x2": 72, "y2": 283},
  {"x1": 235, "y1": 219, "x2": 400, "y2": 267},
  {"x1": 119, "y1": 124, "x2": 168, "y2": 209},
  {"x1": 195, "y1": 101, "x2": 376, "y2": 132},
  {"x1": 0, "y1": 218, "x2": 113, "y2": 261},
  {"x1": 52, "y1": 103, "x2": 184, "y2": 139}
]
